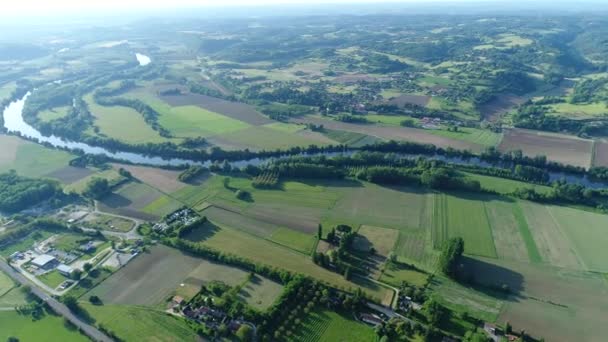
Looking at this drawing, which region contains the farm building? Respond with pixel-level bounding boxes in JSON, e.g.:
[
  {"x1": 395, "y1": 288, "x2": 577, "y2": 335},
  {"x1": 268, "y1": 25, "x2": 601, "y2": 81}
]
[
  {"x1": 31, "y1": 254, "x2": 58, "y2": 270},
  {"x1": 360, "y1": 313, "x2": 383, "y2": 326},
  {"x1": 57, "y1": 264, "x2": 74, "y2": 277}
]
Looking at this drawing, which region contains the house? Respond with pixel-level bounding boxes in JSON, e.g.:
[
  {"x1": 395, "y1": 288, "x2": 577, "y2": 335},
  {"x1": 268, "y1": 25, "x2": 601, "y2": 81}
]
[
  {"x1": 31, "y1": 254, "x2": 58, "y2": 270},
  {"x1": 79, "y1": 241, "x2": 95, "y2": 253},
  {"x1": 172, "y1": 296, "x2": 185, "y2": 306},
  {"x1": 360, "y1": 313, "x2": 383, "y2": 326},
  {"x1": 57, "y1": 264, "x2": 74, "y2": 277},
  {"x1": 9, "y1": 251, "x2": 23, "y2": 260}
]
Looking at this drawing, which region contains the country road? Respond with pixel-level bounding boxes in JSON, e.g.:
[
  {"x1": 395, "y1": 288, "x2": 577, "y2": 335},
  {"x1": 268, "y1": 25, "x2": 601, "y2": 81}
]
[{"x1": 0, "y1": 260, "x2": 113, "y2": 342}]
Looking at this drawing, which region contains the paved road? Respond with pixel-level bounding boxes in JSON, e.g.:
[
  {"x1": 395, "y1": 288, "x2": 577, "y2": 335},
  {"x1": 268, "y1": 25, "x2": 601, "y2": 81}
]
[{"x1": 0, "y1": 260, "x2": 113, "y2": 342}]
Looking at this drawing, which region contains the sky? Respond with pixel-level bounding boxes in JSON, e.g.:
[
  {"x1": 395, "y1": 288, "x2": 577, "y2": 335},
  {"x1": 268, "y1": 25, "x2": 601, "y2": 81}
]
[{"x1": 1, "y1": 0, "x2": 489, "y2": 15}]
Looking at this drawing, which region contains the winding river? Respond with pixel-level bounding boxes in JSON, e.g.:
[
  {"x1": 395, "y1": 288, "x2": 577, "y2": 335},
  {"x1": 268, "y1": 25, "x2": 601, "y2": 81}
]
[{"x1": 1, "y1": 55, "x2": 606, "y2": 188}]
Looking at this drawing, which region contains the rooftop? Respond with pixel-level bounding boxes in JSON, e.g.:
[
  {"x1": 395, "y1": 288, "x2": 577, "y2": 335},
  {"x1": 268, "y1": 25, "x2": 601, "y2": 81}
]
[{"x1": 31, "y1": 254, "x2": 56, "y2": 267}]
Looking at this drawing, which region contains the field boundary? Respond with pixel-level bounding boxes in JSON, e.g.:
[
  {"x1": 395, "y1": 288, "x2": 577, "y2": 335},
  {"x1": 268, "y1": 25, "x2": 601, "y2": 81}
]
[{"x1": 512, "y1": 202, "x2": 542, "y2": 263}]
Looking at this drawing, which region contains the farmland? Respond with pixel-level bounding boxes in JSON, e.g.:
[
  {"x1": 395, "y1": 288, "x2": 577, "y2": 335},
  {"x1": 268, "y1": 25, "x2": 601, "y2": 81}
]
[
  {"x1": 82, "y1": 304, "x2": 199, "y2": 342},
  {"x1": 289, "y1": 309, "x2": 376, "y2": 342},
  {"x1": 0, "y1": 135, "x2": 73, "y2": 179},
  {"x1": 499, "y1": 128, "x2": 593, "y2": 168},
  {"x1": 0, "y1": 311, "x2": 88, "y2": 342},
  {"x1": 98, "y1": 181, "x2": 181, "y2": 220}
]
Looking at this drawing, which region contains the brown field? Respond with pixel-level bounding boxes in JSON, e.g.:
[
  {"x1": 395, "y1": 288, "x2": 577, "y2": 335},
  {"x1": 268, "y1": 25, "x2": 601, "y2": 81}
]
[
  {"x1": 89, "y1": 245, "x2": 249, "y2": 306},
  {"x1": 112, "y1": 164, "x2": 186, "y2": 193},
  {"x1": 201, "y1": 205, "x2": 279, "y2": 237},
  {"x1": 467, "y1": 257, "x2": 608, "y2": 342},
  {"x1": 0, "y1": 135, "x2": 21, "y2": 167},
  {"x1": 293, "y1": 117, "x2": 484, "y2": 152},
  {"x1": 97, "y1": 182, "x2": 167, "y2": 221},
  {"x1": 478, "y1": 94, "x2": 526, "y2": 121},
  {"x1": 387, "y1": 94, "x2": 431, "y2": 107},
  {"x1": 592, "y1": 140, "x2": 608, "y2": 167},
  {"x1": 97, "y1": 201, "x2": 158, "y2": 221},
  {"x1": 498, "y1": 128, "x2": 592, "y2": 168},
  {"x1": 243, "y1": 204, "x2": 320, "y2": 234},
  {"x1": 159, "y1": 92, "x2": 271, "y2": 126},
  {"x1": 44, "y1": 166, "x2": 94, "y2": 184}
]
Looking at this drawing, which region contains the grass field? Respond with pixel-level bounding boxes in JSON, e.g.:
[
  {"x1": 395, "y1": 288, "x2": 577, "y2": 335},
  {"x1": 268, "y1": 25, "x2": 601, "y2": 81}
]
[
  {"x1": 209, "y1": 125, "x2": 331, "y2": 150},
  {"x1": 81, "y1": 212, "x2": 134, "y2": 232},
  {"x1": 353, "y1": 225, "x2": 399, "y2": 257},
  {"x1": 269, "y1": 228, "x2": 317, "y2": 254},
  {"x1": 0, "y1": 271, "x2": 27, "y2": 307},
  {"x1": 379, "y1": 262, "x2": 429, "y2": 287},
  {"x1": 428, "y1": 127, "x2": 502, "y2": 147},
  {"x1": 82, "y1": 304, "x2": 198, "y2": 342},
  {"x1": 0, "y1": 135, "x2": 73, "y2": 179},
  {"x1": 38, "y1": 106, "x2": 70, "y2": 122},
  {"x1": 0, "y1": 311, "x2": 88, "y2": 342},
  {"x1": 432, "y1": 193, "x2": 497, "y2": 258},
  {"x1": 88, "y1": 245, "x2": 250, "y2": 306},
  {"x1": 158, "y1": 105, "x2": 249, "y2": 138},
  {"x1": 86, "y1": 94, "x2": 169, "y2": 144},
  {"x1": 38, "y1": 270, "x2": 68, "y2": 289},
  {"x1": 548, "y1": 102, "x2": 608, "y2": 119},
  {"x1": 99, "y1": 181, "x2": 180, "y2": 220},
  {"x1": 322, "y1": 129, "x2": 380, "y2": 146},
  {"x1": 187, "y1": 222, "x2": 392, "y2": 302},
  {"x1": 484, "y1": 200, "x2": 532, "y2": 262},
  {"x1": 289, "y1": 309, "x2": 376, "y2": 342},
  {"x1": 464, "y1": 172, "x2": 552, "y2": 195},
  {"x1": 237, "y1": 274, "x2": 284, "y2": 310},
  {"x1": 64, "y1": 169, "x2": 125, "y2": 194},
  {"x1": 547, "y1": 205, "x2": 608, "y2": 271}
]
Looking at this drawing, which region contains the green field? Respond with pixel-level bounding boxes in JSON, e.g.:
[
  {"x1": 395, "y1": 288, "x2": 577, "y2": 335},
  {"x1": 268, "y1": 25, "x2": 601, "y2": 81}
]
[
  {"x1": 548, "y1": 102, "x2": 608, "y2": 118},
  {"x1": 379, "y1": 262, "x2": 429, "y2": 287},
  {"x1": 38, "y1": 106, "x2": 70, "y2": 122},
  {"x1": 0, "y1": 271, "x2": 27, "y2": 307},
  {"x1": 432, "y1": 193, "x2": 497, "y2": 258},
  {"x1": 0, "y1": 311, "x2": 88, "y2": 342},
  {"x1": 188, "y1": 223, "x2": 392, "y2": 302},
  {"x1": 269, "y1": 228, "x2": 317, "y2": 254},
  {"x1": 430, "y1": 276, "x2": 504, "y2": 322},
  {"x1": 428, "y1": 127, "x2": 502, "y2": 147},
  {"x1": 464, "y1": 172, "x2": 553, "y2": 195},
  {"x1": 237, "y1": 275, "x2": 284, "y2": 310},
  {"x1": 38, "y1": 270, "x2": 68, "y2": 289},
  {"x1": 289, "y1": 309, "x2": 377, "y2": 342},
  {"x1": 0, "y1": 135, "x2": 73, "y2": 178},
  {"x1": 353, "y1": 225, "x2": 399, "y2": 257},
  {"x1": 86, "y1": 94, "x2": 170, "y2": 144},
  {"x1": 158, "y1": 105, "x2": 249, "y2": 138},
  {"x1": 64, "y1": 169, "x2": 125, "y2": 194},
  {"x1": 0, "y1": 230, "x2": 54, "y2": 258},
  {"x1": 210, "y1": 125, "x2": 330, "y2": 150},
  {"x1": 82, "y1": 304, "x2": 198, "y2": 342}
]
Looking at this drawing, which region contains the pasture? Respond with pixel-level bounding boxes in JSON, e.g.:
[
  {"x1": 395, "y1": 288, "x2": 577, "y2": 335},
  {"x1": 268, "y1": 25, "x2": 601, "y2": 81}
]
[
  {"x1": 186, "y1": 222, "x2": 393, "y2": 303},
  {"x1": 0, "y1": 135, "x2": 73, "y2": 179},
  {"x1": 85, "y1": 94, "x2": 169, "y2": 144},
  {"x1": 289, "y1": 309, "x2": 376, "y2": 342},
  {"x1": 464, "y1": 172, "x2": 552, "y2": 195},
  {"x1": 429, "y1": 127, "x2": 502, "y2": 147},
  {"x1": 548, "y1": 102, "x2": 608, "y2": 119},
  {"x1": 269, "y1": 228, "x2": 317, "y2": 254},
  {"x1": 0, "y1": 271, "x2": 27, "y2": 307},
  {"x1": 64, "y1": 169, "x2": 124, "y2": 194},
  {"x1": 353, "y1": 225, "x2": 399, "y2": 257},
  {"x1": 208, "y1": 125, "x2": 333, "y2": 151},
  {"x1": 98, "y1": 181, "x2": 180, "y2": 220},
  {"x1": 88, "y1": 245, "x2": 251, "y2": 306},
  {"x1": 0, "y1": 311, "x2": 88, "y2": 342},
  {"x1": 45, "y1": 166, "x2": 94, "y2": 185},
  {"x1": 82, "y1": 304, "x2": 198, "y2": 342},
  {"x1": 432, "y1": 193, "x2": 497, "y2": 258},
  {"x1": 158, "y1": 105, "x2": 250, "y2": 138},
  {"x1": 38, "y1": 106, "x2": 69, "y2": 122},
  {"x1": 379, "y1": 262, "x2": 429, "y2": 288},
  {"x1": 237, "y1": 275, "x2": 284, "y2": 310},
  {"x1": 498, "y1": 128, "x2": 592, "y2": 168},
  {"x1": 112, "y1": 164, "x2": 186, "y2": 193}
]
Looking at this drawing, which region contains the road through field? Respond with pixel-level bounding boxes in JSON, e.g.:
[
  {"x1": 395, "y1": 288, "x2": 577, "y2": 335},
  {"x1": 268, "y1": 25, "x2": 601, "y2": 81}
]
[{"x1": 0, "y1": 260, "x2": 112, "y2": 342}]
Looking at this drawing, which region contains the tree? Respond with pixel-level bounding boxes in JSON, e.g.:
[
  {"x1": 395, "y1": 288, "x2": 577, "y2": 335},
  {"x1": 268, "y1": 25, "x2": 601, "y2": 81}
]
[
  {"x1": 236, "y1": 325, "x2": 253, "y2": 342},
  {"x1": 317, "y1": 224, "x2": 323, "y2": 240},
  {"x1": 83, "y1": 263, "x2": 93, "y2": 273},
  {"x1": 83, "y1": 177, "x2": 110, "y2": 199},
  {"x1": 71, "y1": 269, "x2": 82, "y2": 280},
  {"x1": 439, "y1": 237, "x2": 464, "y2": 278},
  {"x1": 89, "y1": 295, "x2": 102, "y2": 305},
  {"x1": 62, "y1": 295, "x2": 79, "y2": 312},
  {"x1": 344, "y1": 266, "x2": 351, "y2": 280}
]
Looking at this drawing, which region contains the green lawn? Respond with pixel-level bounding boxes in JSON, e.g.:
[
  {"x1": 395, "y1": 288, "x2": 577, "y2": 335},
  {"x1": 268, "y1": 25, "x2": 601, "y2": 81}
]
[
  {"x1": 38, "y1": 270, "x2": 68, "y2": 289},
  {"x1": 379, "y1": 262, "x2": 429, "y2": 287},
  {"x1": 289, "y1": 309, "x2": 377, "y2": 342},
  {"x1": 0, "y1": 311, "x2": 88, "y2": 342},
  {"x1": 82, "y1": 304, "x2": 198, "y2": 341}
]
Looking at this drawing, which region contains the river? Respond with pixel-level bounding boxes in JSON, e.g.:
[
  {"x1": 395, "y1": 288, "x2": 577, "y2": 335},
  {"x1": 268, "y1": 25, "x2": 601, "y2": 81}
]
[{"x1": 2, "y1": 90, "x2": 607, "y2": 189}]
